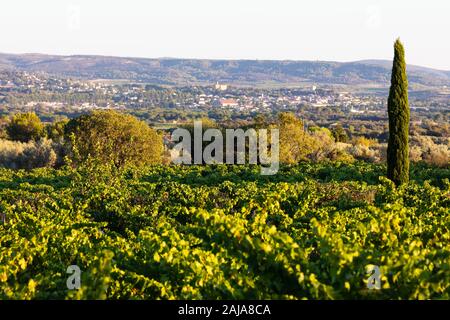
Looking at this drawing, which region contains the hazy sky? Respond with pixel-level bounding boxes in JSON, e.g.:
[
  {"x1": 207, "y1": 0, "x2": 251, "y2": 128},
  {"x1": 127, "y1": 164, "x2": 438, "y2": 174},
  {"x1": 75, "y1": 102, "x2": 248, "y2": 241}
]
[{"x1": 0, "y1": 0, "x2": 449, "y2": 70}]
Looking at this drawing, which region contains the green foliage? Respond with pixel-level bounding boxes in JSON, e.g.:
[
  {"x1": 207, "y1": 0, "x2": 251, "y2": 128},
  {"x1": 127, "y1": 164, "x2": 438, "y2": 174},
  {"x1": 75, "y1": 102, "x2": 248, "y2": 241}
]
[
  {"x1": 331, "y1": 124, "x2": 349, "y2": 143},
  {"x1": 0, "y1": 162, "x2": 448, "y2": 300},
  {"x1": 0, "y1": 116, "x2": 9, "y2": 139},
  {"x1": 46, "y1": 118, "x2": 69, "y2": 142},
  {"x1": 64, "y1": 110, "x2": 163, "y2": 168},
  {"x1": 387, "y1": 39, "x2": 410, "y2": 186},
  {"x1": 0, "y1": 138, "x2": 57, "y2": 169},
  {"x1": 278, "y1": 112, "x2": 315, "y2": 164},
  {"x1": 6, "y1": 112, "x2": 45, "y2": 142}
]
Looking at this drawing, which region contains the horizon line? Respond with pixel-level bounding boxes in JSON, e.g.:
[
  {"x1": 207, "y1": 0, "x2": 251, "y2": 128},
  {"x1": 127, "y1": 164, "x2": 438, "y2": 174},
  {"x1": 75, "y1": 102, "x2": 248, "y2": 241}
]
[{"x1": 1, "y1": 51, "x2": 448, "y2": 72}]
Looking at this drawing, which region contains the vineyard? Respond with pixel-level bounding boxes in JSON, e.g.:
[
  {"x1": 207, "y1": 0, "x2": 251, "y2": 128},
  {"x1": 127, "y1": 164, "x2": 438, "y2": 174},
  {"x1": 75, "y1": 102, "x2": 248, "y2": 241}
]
[{"x1": 0, "y1": 161, "x2": 449, "y2": 299}]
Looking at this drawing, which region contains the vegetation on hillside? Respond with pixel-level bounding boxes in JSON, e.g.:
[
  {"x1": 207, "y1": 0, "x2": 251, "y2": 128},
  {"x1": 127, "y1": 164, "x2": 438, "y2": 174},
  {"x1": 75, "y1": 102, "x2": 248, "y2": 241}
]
[{"x1": 1, "y1": 53, "x2": 449, "y2": 87}]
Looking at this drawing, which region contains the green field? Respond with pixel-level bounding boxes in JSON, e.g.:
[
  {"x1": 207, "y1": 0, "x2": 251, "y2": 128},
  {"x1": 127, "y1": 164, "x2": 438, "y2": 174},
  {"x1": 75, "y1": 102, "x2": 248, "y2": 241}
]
[{"x1": 0, "y1": 162, "x2": 449, "y2": 299}]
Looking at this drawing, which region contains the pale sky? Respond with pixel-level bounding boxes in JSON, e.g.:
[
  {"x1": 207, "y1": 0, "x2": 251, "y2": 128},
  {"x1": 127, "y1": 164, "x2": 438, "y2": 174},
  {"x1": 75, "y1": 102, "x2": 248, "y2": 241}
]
[{"x1": 0, "y1": 0, "x2": 449, "y2": 70}]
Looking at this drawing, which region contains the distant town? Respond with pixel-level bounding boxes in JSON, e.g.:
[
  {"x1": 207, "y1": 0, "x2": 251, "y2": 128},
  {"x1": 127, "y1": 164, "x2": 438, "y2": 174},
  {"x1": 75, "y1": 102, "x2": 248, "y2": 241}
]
[{"x1": 0, "y1": 70, "x2": 448, "y2": 144}]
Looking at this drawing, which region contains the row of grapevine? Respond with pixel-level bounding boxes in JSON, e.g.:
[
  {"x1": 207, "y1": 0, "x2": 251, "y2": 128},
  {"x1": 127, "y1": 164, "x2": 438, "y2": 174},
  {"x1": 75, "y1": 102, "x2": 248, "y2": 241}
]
[{"x1": 0, "y1": 162, "x2": 449, "y2": 299}]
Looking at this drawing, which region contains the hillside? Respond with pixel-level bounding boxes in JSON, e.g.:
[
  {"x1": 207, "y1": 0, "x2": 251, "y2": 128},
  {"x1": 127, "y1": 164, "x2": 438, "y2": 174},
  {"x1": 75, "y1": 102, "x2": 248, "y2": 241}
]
[{"x1": 0, "y1": 53, "x2": 449, "y2": 88}]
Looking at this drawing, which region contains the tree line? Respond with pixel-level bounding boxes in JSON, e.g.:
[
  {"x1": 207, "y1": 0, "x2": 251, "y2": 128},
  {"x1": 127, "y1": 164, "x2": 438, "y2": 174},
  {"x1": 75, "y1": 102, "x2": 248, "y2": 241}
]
[{"x1": 0, "y1": 40, "x2": 439, "y2": 186}]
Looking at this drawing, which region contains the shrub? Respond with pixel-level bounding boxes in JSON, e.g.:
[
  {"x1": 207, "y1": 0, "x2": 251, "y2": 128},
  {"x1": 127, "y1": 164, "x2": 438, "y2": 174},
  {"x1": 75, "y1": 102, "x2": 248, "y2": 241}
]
[
  {"x1": 410, "y1": 135, "x2": 449, "y2": 167},
  {"x1": 0, "y1": 138, "x2": 57, "y2": 169},
  {"x1": 65, "y1": 110, "x2": 164, "y2": 168},
  {"x1": 421, "y1": 143, "x2": 449, "y2": 167},
  {"x1": 6, "y1": 112, "x2": 45, "y2": 142},
  {"x1": 409, "y1": 145, "x2": 423, "y2": 163},
  {"x1": 351, "y1": 136, "x2": 378, "y2": 148},
  {"x1": 21, "y1": 138, "x2": 57, "y2": 169},
  {"x1": 0, "y1": 139, "x2": 30, "y2": 169}
]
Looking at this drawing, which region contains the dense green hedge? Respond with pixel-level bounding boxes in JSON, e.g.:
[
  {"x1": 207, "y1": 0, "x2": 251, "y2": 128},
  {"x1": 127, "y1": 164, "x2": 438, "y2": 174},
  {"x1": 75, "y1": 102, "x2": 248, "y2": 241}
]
[{"x1": 0, "y1": 162, "x2": 449, "y2": 299}]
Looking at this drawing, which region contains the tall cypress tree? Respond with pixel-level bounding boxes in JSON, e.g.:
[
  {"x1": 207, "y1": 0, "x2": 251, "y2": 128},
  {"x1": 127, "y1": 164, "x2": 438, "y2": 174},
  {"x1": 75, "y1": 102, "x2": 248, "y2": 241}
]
[{"x1": 387, "y1": 39, "x2": 410, "y2": 186}]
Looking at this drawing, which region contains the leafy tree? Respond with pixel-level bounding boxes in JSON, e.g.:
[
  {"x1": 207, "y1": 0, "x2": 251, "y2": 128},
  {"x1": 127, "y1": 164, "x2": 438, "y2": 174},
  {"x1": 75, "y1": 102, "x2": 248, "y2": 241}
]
[
  {"x1": 65, "y1": 110, "x2": 163, "y2": 167},
  {"x1": 254, "y1": 114, "x2": 268, "y2": 129},
  {"x1": 278, "y1": 112, "x2": 315, "y2": 164},
  {"x1": 45, "y1": 117, "x2": 70, "y2": 167},
  {"x1": 6, "y1": 112, "x2": 45, "y2": 142},
  {"x1": 309, "y1": 126, "x2": 333, "y2": 139},
  {"x1": 331, "y1": 124, "x2": 348, "y2": 143},
  {"x1": 0, "y1": 116, "x2": 9, "y2": 139},
  {"x1": 46, "y1": 117, "x2": 69, "y2": 142},
  {"x1": 387, "y1": 39, "x2": 410, "y2": 186}
]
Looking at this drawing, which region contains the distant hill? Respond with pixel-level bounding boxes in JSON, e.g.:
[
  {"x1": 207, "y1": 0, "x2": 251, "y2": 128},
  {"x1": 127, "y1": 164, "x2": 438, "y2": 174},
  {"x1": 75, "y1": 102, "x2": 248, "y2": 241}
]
[{"x1": 0, "y1": 53, "x2": 449, "y2": 88}]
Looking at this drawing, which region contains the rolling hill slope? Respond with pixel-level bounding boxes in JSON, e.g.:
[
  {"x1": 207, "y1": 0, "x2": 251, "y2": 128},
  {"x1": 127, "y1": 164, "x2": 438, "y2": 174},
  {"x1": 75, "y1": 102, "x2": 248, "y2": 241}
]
[{"x1": 0, "y1": 53, "x2": 448, "y2": 87}]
